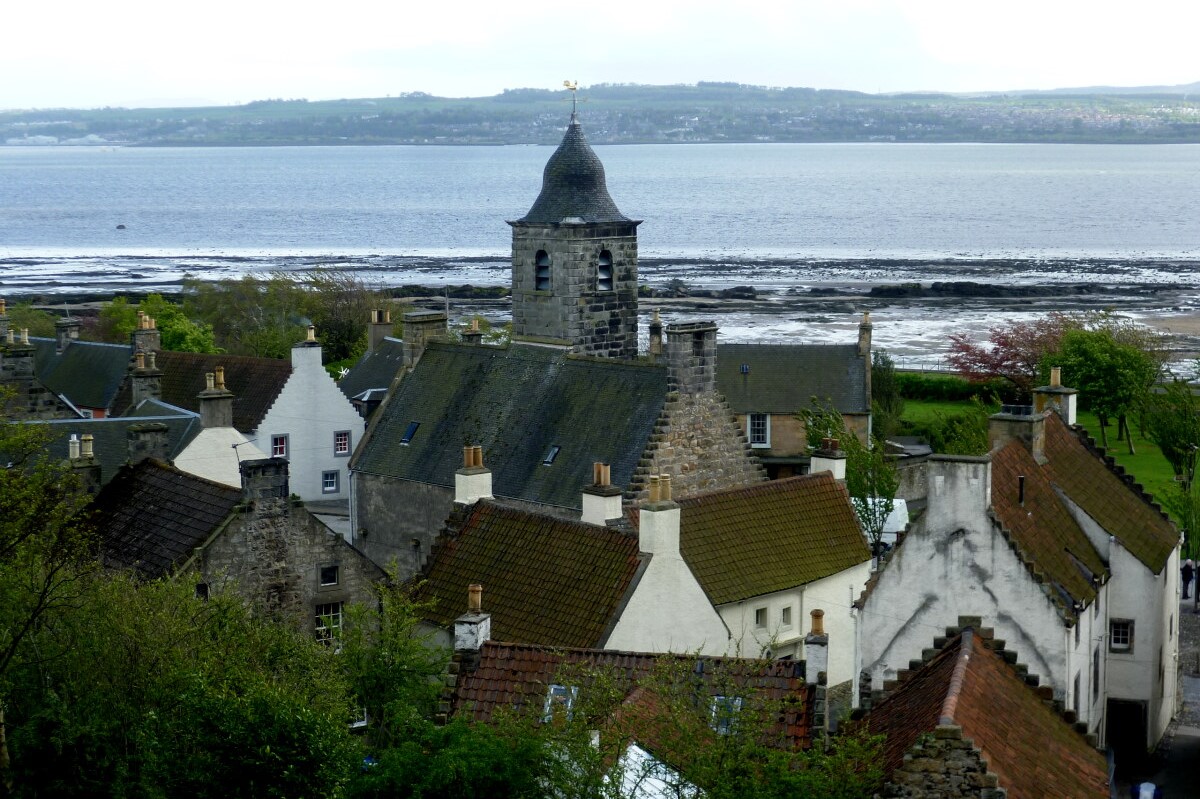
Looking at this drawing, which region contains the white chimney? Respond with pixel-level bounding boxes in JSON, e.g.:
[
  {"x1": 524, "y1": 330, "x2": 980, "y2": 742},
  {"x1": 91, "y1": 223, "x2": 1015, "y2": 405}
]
[
  {"x1": 804, "y1": 609, "x2": 828, "y2": 686},
  {"x1": 582, "y1": 462, "x2": 623, "y2": 525},
  {"x1": 810, "y1": 437, "x2": 847, "y2": 481},
  {"x1": 453, "y1": 583, "x2": 492, "y2": 654},
  {"x1": 291, "y1": 325, "x2": 323, "y2": 371},
  {"x1": 1033, "y1": 366, "x2": 1078, "y2": 426},
  {"x1": 454, "y1": 445, "x2": 493, "y2": 504},
  {"x1": 639, "y1": 474, "x2": 681, "y2": 558}
]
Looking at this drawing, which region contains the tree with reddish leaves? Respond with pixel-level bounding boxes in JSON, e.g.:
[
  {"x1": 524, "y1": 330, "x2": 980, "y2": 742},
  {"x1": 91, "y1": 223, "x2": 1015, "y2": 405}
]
[{"x1": 947, "y1": 313, "x2": 1077, "y2": 400}]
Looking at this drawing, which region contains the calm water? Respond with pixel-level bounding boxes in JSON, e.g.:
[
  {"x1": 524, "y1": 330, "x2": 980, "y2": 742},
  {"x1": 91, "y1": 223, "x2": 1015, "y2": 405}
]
[{"x1": 2, "y1": 143, "x2": 1200, "y2": 261}]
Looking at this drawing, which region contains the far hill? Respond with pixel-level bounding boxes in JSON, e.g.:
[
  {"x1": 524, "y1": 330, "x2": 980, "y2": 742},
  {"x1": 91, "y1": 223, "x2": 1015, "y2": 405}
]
[{"x1": 3, "y1": 82, "x2": 1199, "y2": 146}]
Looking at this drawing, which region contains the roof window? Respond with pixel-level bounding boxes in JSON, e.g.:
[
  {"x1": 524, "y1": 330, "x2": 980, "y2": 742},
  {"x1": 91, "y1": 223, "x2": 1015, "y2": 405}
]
[
  {"x1": 400, "y1": 421, "x2": 420, "y2": 445},
  {"x1": 542, "y1": 445, "x2": 561, "y2": 466}
]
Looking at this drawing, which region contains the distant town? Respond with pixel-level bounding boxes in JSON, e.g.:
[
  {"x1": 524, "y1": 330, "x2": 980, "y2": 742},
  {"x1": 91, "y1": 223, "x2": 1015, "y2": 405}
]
[{"x1": 4, "y1": 81, "x2": 1200, "y2": 146}]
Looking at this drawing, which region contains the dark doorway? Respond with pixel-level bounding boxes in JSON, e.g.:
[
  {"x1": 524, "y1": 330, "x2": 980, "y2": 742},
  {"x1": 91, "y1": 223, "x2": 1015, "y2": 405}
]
[{"x1": 1107, "y1": 698, "x2": 1149, "y2": 777}]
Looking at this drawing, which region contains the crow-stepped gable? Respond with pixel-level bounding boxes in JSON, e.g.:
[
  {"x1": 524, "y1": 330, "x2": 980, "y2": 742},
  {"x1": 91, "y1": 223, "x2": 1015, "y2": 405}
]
[{"x1": 508, "y1": 113, "x2": 641, "y2": 359}]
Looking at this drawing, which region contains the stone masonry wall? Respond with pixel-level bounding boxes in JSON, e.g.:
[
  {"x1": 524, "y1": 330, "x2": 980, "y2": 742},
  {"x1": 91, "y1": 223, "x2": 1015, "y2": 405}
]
[
  {"x1": 881, "y1": 724, "x2": 1006, "y2": 799},
  {"x1": 627, "y1": 390, "x2": 767, "y2": 501},
  {"x1": 510, "y1": 224, "x2": 639, "y2": 359}
]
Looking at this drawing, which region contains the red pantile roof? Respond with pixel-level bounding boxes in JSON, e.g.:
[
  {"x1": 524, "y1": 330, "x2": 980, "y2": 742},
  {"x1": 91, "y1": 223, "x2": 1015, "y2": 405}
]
[
  {"x1": 1043, "y1": 413, "x2": 1177, "y2": 572},
  {"x1": 991, "y1": 440, "x2": 1107, "y2": 614},
  {"x1": 452, "y1": 641, "x2": 813, "y2": 750},
  {"x1": 868, "y1": 630, "x2": 1108, "y2": 799},
  {"x1": 414, "y1": 502, "x2": 643, "y2": 649},
  {"x1": 676, "y1": 474, "x2": 870, "y2": 605}
]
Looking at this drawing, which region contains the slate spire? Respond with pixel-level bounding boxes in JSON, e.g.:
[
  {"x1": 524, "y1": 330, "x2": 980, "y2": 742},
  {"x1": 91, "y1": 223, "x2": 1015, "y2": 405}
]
[{"x1": 518, "y1": 118, "x2": 631, "y2": 224}]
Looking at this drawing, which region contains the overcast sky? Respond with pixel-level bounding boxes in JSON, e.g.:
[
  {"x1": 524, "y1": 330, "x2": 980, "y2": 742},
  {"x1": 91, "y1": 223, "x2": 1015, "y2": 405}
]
[{"x1": 4, "y1": 1, "x2": 1198, "y2": 110}]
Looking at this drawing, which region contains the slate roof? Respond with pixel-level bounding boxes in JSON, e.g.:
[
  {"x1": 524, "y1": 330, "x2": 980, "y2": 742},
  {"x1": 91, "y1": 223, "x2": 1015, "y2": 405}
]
[
  {"x1": 868, "y1": 629, "x2": 1108, "y2": 799},
  {"x1": 414, "y1": 501, "x2": 643, "y2": 648},
  {"x1": 1042, "y1": 413, "x2": 1178, "y2": 572},
  {"x1": 452, "y1": 641, "x2": 812, "y2": 750},
  {"x1": 675, "y1": 474, "x2": 870, "y2": 606},
  {"x1": 111, "y1": 351, "x2": 292, "y2": 433},
  {"x1": 338, "y1": 337, "x2": 405, "y2": 400},
  {"x1": 353, "y1": 342, "x2": 667, "y2": 510},
  {"x1": 715, "y1": 343, "x2": 868, "y2": 414},
  {"x1": 40, "y1": 405, "x2": 202, "y2": 486},
  {"x1": 31, "y1": 338, "x2": 132, "y2": 411},
  {"x1": 991, "y1": 440, "x2": 1107, "y2": 613},
  {"x1": 89, "y1": 458, "x2": 242, "y2": 579},
  {"x1": 514, "y1": 119, "x2": 633, "y2": 225}
]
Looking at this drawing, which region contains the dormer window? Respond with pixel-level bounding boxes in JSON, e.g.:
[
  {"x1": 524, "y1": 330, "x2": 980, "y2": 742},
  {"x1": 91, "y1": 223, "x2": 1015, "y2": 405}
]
[
  {"x1": 597, "y1": 250, "x2": 613, "y2": 291},
  {"x1": 535, "y1": 250, "x2": 551, "y2": 291}
]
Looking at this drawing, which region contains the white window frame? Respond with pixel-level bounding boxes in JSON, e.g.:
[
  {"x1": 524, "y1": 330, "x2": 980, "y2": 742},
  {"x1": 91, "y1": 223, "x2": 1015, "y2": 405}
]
[
  {"x1": 748, "y1": 413, "x2": 771, "y2": 448},
  {"x1": 322, "y1": 470, "x2": 339, "y2": 494},
  {"x1": 319, "y1": 564, "x2": 339, "y2": 587},
  {"x1": 271, "y1": 434, "x2": 288, "y2": 459},
  {"x1": 315, "y1": 601, "x2": 343, "y2": 646},
  {"x1": 334, "y1": 429, "x2": 351, "y2": 457},
  {"x1": 1110, "y1": 619, "x2": 1134, "y2": 653},
  {"x1": 543, "y1": 684, "x2": 578, "y2": 722},
  {"x1": 754, "y1": 606, "x2": 767, "y2": 628},
  {"x1": 781, "y1": 606, "x2": 792, "y2": 628}
]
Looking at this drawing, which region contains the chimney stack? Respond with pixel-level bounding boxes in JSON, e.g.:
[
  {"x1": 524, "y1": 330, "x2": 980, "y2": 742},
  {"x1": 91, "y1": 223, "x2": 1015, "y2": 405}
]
[
  {"x1": 582, "y1": 462, "x2": 623, "y2": 525},
  {"x1": 402, "y1": 310, "x2": 449, "y2": 369},
  {"x1": 461, "y1": 318, "x2": 484, "y2": 346},
  {"x1": 989, "y1": 405, "x2": 1047, "y2": 462},
  {"x1": 291, "y1": 324, "x2": 323, "y2": 371},
  {"x1": 3, "y1": 328, "x2": 36, "y2": 379},
  {"x1": 858, "y1": 311, "x2": 873, "y2": 406},
  {"x1": 454, "y1": 445, "x2": 493, "y2": 504},
  {"x1": 127, "y1": 421, "x2": 171, "y2": 465},
  {"x1": 664, "y1": 321, "x2": 718, "y2": 395},
  {"x1": 810, "y1": 437, "x2": 847, "y2": 481},
  {"x1": 368, "y1": 308, "x2": 393, "y2": 353},
  {"x1": 54, "y1": 314, "x2": 81, "y2": 354},
  {"x1": 639, "y1": 473, "x2": 681, "y2": 557},
  {"x1": 239, "y1": 457, "x2": 291, "y2": 516},
  {"x1": 130, "y1": 313, "x2": 162, "y2": 355},
  {"x1": 648, "y1": 310, "x2": 663, "y2": 361},
  {"x1": 804, "y1": 609, "x2": 829, "y2": 687},
  {"x1": 1032, "y1": 366, "x2": 1078, "y2": 426},
  {"x1": 454, "y1": 583, "x2": 492, "y2": 672},
  {"x1": 70, "y1": 432, "x2": 103, "y2": 495},
  {"x1": 197, "y1": 369, "x2": 235, "y2": 429},
  {"x1": 0, "y1": 297, "x2": 8, "y2": 339},
  {"x1": 130, "y1": 349, "x2": 163, "y2": 407}
]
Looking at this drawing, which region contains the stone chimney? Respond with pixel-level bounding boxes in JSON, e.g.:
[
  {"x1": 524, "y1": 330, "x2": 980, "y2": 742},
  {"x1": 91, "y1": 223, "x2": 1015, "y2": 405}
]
[
  {"x1": 292, "y1": 325, "x2": 323, "y2": 372},
  {"x1": 130, "y1": 312, "x2": 162, "y2": 355},
  {"x1": 0, "y1": 298, "x2": 8, "y2": 339},
  {"x1": 130, "y1": 350, "x2": 163, "y2": 407},
  {"x1": 924, "y1": 455, "x2": 992, "y2": 534},
  {"x1": 858, "y1": 311, "x2": 873, "y2": 407},
  {"x1": 197, "y1": 368, "x2": 235, "y2": 429},
  {"x1": 664, "y1": 321, "x2": 717, "y2": 395},
  {"x1": 454, "y1": 445, "x2": 493, "y2": 504},
  {"x1": 581, "y1": 462, "x2": 623, "y2": 525},
  {"x1": 454, "y1": 583, "x2": 492, "y2": 672},
  {"x1": 2, "y1": 329, "x2": 36, "y2": 380},
  {"x1": 1033, "y1": 366, "x2": 1078, "y2": 426},
  {"x1": 70, "y1": 433, "x2": 103, "y2": 495},
  {"x1": 639, "y1": 474, "x2": 681, "y2": 557},
  {"x1": 402, "y1": 310, "x2": 449, "y2": 369},
  {"x1": 648, "y1": 310, "x2": 664, "y2": 362},
  {"x1": 367, "y1": 308, "x2": 392, "y2": 353},
  {"x1": 461, "y1": 318, "x2": 484, "y2": 346},
  {"x1": 810, "y1": 437, "x2": 847, "y2": 481},
  {"x1": 127, "y1": 421, "x2": 170, "y2": 464},
  {"x1": 989, "y1": 404, "x2": 1047, "y2": 463},
  {"x1": 239, "y1": 457, "x2": 290, "y2": 516},
  {"x1": 804, "y1": 609, "x2": 829, "y2": 687},
  {"x1": 54, "y1": 314, "x2": 81, "y2": 354}
]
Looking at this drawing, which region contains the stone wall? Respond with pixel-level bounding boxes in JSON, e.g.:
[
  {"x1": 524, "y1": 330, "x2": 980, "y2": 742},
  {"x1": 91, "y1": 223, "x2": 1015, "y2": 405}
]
[
  {"x1": 0, "y1": 342, "x2": 76, "y2": 419},
  {"x1": 510, "y1": 223, "x2": 639, "y2": 359},
  {"x1": 628, "y1": 390, "x2": 766, "y2": 501},
  {"x1": 352, "y1": 472, "x2": 456, "y2": 579},
  {"x1": 882, "y1": 724, "x2": 1006, "y2": 798}
]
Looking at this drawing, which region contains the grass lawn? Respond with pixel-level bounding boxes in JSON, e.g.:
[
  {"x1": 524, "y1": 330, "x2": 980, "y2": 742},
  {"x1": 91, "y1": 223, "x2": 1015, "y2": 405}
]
[{"x1": 900, "y1": 399, "x2": 986, "y2": 426}]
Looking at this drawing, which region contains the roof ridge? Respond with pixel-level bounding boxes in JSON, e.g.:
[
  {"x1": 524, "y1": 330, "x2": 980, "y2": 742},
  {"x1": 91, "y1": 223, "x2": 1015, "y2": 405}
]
[
  {"x1": 1065, "y1": 419, "x2": 1174, "y2": 525},
  {"x1": 478, "y1": 500, "x2": 637, "y2": 544},
  {"x1": 677, "y1": 471, "x2": 831, "y2": 506},
  {"x1": 481, "y1": 639, "x2": 797, "y2": 670},
  {"x1": 938, "y1": 629, "x2": 973, "y2": 724},
  {"x1": 30, "y1": 336, "x2": 131, "y2": 351}
]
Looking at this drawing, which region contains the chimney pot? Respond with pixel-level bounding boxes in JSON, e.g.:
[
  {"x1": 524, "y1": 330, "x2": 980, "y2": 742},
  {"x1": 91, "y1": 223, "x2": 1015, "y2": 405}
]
[
  {"x1": 214, "y1": 366, "x2": 226, "y2": 390},
  {"x1": 0, "y1": 298, "x2": 6, "y2": 314},
  {"x1": 648, "y1": 475, "x2": 661, "y2": 503},
  {"x1": 147, "y1": 351, "x2": 157, "y2": 370},
  {"x1": 468, "y1": 583, "x2": 482, "y2": 614},
  {"x1": 136, "y1": 351, "x2": 146, "y2": 369},
  {"x1": 1050, "y1": 366, "x2": 1061, "y2": 387},
  {"x1": 69, "y1": 434, "x2": 80, "y2": 460},
  {"x1": 306, "y1": 325, "x2": 316, "y2": 342},
  {"x1": 81, "y1": 433, "x2": 95, "y2": 459},
  {"x1": 810, "y1": 609, "x2": 825, "y2": 636},
  {"x1": 5, "y1": 329, "x2": 13, "y2": 344},
  {"x1": 20, "y1": 328, "x2": 30, "y2": 345},
  {"x1": 463, "y1": 446, "x2": 473, "y2": 469},
  {"x1": 205, "y1": 372, "x2": 215, "y2": 391},
  {"x1": 472, "y1": 445, "x2": 483, "y2": 468},
  {"x1": 661, "y1": 473, "x2": 672, "y2": 501}
]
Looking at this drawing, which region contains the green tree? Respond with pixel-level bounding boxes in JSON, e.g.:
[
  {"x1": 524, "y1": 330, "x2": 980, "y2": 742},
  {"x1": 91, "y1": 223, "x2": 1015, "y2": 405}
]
[
  {"x1": 97, "y1": 294, "x2": 219, "y2": 353},
  {"x1": 1048, "y1": 328, "x2": 1160, "y2": 452},
  {"x1": 3, "y1": 304, "x2": 55, "y2": 339},
  {"x1": 870, "y1": 350, "x2": 905, "y2": 441},
  {"x1": 1142, "y1": 380, "x2": 1200, "y2": 487}
]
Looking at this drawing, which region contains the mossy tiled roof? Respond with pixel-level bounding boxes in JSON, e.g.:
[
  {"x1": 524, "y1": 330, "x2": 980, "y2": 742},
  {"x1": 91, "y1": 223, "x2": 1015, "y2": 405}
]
[
  {"x1": 415, "y1": 502, "x2": 642, "y2": 648},
  {"x1": 869, "y1": 630, "x2": 1108, "y2": 799},
  {"x1": 715, "y1": 343, "x2": 868, "y2": 414},
  {"x1": 1042, "y1": 413, "x2": 1177, "y2": 572},
  {"x1": 354, "y1": 343, "x2": 667, "y2": 510},
  {"x1": 338, "y1": 337, "x2": 405, "y2": 400},
  {"x1": 677, "y1": 473, "x2": 870, "y2": 606},
  {"x1": 453, "y1": 642, "x2": 812, "y2": 750},
  {"x1": 32, "y1": 338, "x2": 131, "y2": 411},
  {"x1": 112, "y1": 351, "x2": 292, "y2": 433},
  {"x1": 515, "y1": 119, "x2": 633, "y2": 225},
  {"x1": 90, "y1": 458, "x2": 241, "y2": 578},
  {"x1": 991, "y1": 441, "x2": 1107, "y2": 612}
]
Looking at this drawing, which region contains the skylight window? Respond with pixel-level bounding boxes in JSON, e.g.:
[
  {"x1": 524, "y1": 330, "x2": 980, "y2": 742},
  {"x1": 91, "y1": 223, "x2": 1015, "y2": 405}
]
[
  {"x1": 542, "y1": 445, "x2": 561, "y2": 466},
  {"x1": 709, "y1": 696, "x2": 743, "y2": 735},
  {"x1": 543, "y1": 684, "x2": 578, "y2": 722},
  {"x1": 400, "y1": 421, "x2": 420, "y2": 445}
]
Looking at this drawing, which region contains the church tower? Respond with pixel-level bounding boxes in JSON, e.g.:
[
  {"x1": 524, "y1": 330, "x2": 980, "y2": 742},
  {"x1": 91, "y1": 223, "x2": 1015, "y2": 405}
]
[{"x1": 508, "y1": 112, "x2": 640, "y2": 359}]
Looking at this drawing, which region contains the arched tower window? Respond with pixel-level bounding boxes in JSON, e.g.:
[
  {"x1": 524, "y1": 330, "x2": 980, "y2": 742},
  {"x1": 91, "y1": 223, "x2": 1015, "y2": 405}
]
[
  {"x1": 535, "y1": 250, "x2": 551, "y2": 291},
  {"x1": 597, "y1": 250, "x2": 614, "y2": 291}
]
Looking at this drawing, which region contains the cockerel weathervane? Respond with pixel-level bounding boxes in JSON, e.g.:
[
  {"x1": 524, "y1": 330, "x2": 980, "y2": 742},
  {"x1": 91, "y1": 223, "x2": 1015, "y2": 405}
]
[{"x1": 564, "y1": 80, "x2": 578, "y2": 118}]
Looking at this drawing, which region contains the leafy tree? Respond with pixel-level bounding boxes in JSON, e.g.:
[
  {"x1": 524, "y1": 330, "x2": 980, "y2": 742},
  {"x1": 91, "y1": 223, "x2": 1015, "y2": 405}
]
[
  {"x1": 96, "y1": 294, "x2": 219, "y2": 353},
  {"x1": 1142, "y1": 380, "x2": 1200, "y2": 487},
  {"x1": 3, "y1": 304, "x2": 55, "y2": 338},
  {"x1": 902, "y1": 398, "x2": 993, "y2": 457},
  {"x1": 947, "y1": 313, "x2": 1076, "y2": 400},
  {"x1": 870, "y1": 350, "x2": 904, "y2": 441},
  {"x1": 1047, "y1": 328, "x2": 1160, "y2": 452},
  {"x1": 799, "y1": 400, "x2": 898, "y2": 563}
]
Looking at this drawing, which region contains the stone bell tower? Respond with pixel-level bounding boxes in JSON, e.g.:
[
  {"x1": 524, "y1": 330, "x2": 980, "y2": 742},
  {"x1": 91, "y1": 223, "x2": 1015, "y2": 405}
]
[{"x1": 507, "y1": 110, "x2": 641, "y2": 359}]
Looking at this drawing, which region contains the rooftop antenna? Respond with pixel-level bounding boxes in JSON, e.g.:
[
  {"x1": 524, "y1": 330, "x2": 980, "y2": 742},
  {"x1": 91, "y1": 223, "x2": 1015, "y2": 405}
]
[{"x1": 563, "y1": 80, "x2": 578, "y2": 121}]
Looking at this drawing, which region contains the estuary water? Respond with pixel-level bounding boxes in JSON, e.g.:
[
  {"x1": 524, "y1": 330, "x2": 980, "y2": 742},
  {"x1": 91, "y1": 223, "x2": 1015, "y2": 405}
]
[{"x1": 2, "y1": 142, "x2": 1199, "y2": 362}]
